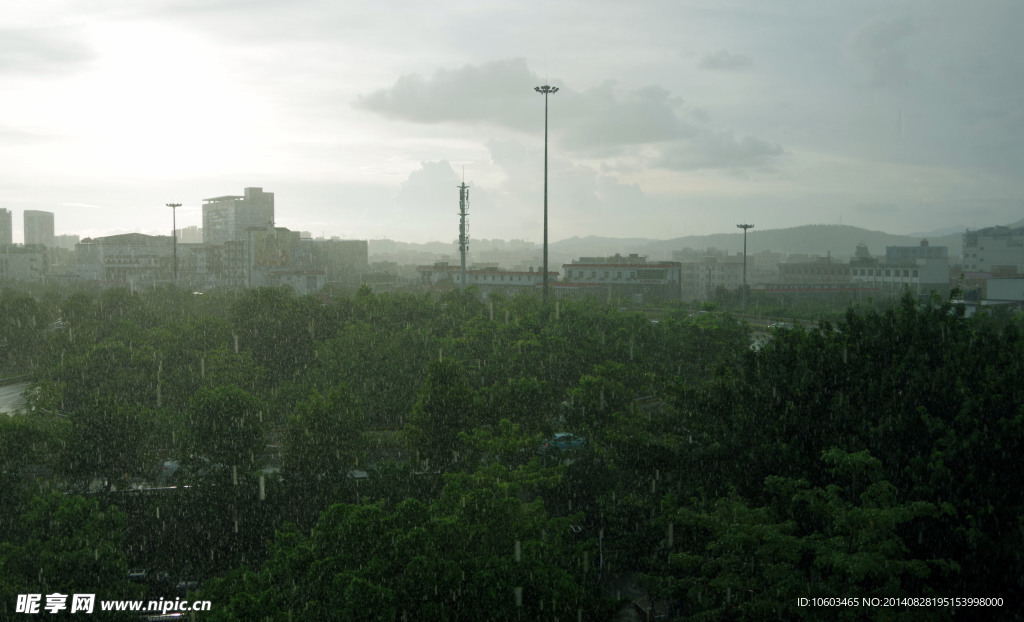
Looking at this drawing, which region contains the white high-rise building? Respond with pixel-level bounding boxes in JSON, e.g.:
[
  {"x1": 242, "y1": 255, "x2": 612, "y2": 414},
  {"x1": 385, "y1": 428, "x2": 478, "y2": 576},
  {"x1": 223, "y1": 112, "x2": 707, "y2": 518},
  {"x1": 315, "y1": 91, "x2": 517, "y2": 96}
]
[{"x1": 202, "y1": 187, "x2": 274, "y2": 245}]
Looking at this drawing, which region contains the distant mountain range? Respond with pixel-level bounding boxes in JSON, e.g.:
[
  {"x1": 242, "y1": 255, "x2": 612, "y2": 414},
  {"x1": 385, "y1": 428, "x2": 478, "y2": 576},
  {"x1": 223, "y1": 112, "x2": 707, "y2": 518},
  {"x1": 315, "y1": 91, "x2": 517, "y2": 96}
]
[{"x1": 369, "y1": 223, "x2": 971, "y2": 266}]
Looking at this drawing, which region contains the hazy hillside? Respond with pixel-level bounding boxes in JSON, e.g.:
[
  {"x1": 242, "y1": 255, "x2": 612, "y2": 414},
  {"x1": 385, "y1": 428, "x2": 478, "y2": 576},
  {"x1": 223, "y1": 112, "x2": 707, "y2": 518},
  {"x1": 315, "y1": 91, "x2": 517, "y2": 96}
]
[
  {"x1": 369, "y1": 224, "x2": 969, "y2": 267},
  {"x1": 566, "y1": 224, "x2": 964, "y2": 260}
]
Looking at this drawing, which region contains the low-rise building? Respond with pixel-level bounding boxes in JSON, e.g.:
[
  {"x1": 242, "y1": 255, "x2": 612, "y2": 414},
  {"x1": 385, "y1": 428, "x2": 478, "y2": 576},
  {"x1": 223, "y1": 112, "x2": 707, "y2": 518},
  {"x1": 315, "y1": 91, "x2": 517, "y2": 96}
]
[
  {"x1": 76, "y1": 233, "x2": 174, "y2": 289},
  {"x1": 418, "y1": 262, "x2": 556, "y2": 298},
  {"x1": 963, "y1": 225, "x2": 1024, "y2": 275},
  {"x1": 850, "y1": 241, "x2": 950, "y2": 297},
  {"x1": 673, "y1": 249, "x2": 744, "y2": 302},
  {"x1": 561, "y1": 254, "x2": 681, "y2": 303},
  {"x1": 76, "y1": 228, "x2": 366, "y2": 294},
  {"x1": 0, "y1": 245, "x2": 48, "y2": 282}
]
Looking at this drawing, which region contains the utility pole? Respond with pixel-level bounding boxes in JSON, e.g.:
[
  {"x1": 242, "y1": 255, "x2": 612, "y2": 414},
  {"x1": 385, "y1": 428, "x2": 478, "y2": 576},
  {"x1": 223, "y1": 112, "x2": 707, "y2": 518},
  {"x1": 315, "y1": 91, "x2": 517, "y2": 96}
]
[
  {"x1": 458, "y1": 178, "x2": 470, "y2": 293},
  {"x1": 167, "y1": 203, "x2": 181, "y2": 287},
  {"x1": 534, "y1": 84, "x2": 558, "y2": 305},
  {"x1": 737, "y1": 223, "x2": 754, "y2": 311}
]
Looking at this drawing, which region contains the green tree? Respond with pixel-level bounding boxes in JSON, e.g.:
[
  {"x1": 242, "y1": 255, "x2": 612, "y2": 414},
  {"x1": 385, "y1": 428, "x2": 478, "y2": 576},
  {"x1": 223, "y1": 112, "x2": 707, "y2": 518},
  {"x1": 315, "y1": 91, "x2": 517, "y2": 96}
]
[
  {"x1": 181, "y1": 385, "x2": 266, "y2": 472},
  {"x1": 646, "y1": 449, "x2": 947, "y2": 621},
  {"x1": 59, "y1": 399, "x2": 149, "y2": 492},
  {"x1": 283, "y1": 386, "x2": 365, "y2": 526},
  {"x1": 403, "y1": 359, "x2": 479, "y2": 470},
  {"x1": 0, "y1": 492, "x2": 139, "y2": 620}
]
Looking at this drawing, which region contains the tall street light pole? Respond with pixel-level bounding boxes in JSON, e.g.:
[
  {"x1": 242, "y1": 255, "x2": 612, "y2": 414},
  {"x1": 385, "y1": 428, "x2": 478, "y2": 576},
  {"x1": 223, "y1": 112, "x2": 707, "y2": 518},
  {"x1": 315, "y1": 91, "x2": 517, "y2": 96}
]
[
  {"x1": 167, "y1": 203, "x2": 181, "y2": 287},
  {"x1": 737, "y1": 223, "x2": 754, "y2": 311},
  {"x1": 535, "y1": 84, "x2": 558, "y2": 305}
]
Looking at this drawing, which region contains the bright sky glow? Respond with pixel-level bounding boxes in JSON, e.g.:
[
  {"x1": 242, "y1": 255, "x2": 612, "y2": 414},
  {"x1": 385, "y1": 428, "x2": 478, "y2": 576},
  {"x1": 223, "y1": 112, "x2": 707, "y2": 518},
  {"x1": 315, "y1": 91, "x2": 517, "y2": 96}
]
[{"x1": 2, "y1": 0, "x2": 1022, "y2": 243}]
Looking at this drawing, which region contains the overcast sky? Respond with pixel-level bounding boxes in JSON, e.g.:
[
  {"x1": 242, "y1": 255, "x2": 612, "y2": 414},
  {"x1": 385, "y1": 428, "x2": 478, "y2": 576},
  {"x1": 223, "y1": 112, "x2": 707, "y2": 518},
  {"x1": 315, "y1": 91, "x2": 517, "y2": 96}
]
[{"x1": 3, "y1": 0, "x2": 1023, "y2": 244}]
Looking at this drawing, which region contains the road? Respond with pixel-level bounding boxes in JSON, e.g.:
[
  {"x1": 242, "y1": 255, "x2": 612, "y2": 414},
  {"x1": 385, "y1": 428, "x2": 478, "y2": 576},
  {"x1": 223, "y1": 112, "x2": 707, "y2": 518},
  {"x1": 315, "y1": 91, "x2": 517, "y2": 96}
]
[{"x1": 0, "y1": 382, "x2": 29, "y2": 416}]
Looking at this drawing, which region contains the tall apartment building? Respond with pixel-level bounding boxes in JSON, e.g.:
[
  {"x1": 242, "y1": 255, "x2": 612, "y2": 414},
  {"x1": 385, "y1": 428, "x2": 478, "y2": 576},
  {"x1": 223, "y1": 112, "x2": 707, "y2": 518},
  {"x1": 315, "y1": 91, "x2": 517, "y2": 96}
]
[
  {"x1": 23, "y1": 210, "x2": 55, "y2": 247},
  {"x1": 202, "y1": 187, "x2": 274, "y2": 245},
  {"x1": 0, "y1": 208, "x2": 11, "y2": 246}
]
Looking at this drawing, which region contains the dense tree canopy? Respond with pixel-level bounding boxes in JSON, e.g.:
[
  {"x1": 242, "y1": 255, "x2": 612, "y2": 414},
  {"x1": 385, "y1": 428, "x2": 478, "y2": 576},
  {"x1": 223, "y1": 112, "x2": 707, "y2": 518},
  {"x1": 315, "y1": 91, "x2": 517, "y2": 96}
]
[{"x1": 1, "y1": 282, "x2": 1020, "y2": 620}]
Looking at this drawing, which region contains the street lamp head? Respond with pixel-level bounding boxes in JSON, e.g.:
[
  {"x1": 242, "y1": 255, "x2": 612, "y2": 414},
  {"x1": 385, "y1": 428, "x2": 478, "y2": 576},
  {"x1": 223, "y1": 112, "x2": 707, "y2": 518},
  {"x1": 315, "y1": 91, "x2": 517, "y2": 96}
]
[
  {"x1": 534, "y1": 85, "x2": 559, "y2": 94},
  {"x1": 166, "y1": 203, "x2": 181, "y2": 209}
]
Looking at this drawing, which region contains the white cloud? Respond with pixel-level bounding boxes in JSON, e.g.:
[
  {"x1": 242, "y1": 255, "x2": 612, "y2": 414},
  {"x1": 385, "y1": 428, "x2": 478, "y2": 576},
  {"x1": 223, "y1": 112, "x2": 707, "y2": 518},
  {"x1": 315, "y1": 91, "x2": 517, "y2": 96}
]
[{"x1": 0, "y1": 27, "x2": 94, "y2": 75}]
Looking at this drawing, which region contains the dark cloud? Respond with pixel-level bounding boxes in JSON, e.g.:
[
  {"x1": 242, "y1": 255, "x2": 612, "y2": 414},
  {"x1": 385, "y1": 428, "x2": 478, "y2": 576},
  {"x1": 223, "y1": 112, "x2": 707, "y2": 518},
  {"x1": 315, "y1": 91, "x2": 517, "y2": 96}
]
[
  {"x1": 845, "y1": 15, "x2": 916, "y2": 88},
  {"x1": 360, "y1": 59, "x2": 784, "y2": 172},
  {"x1": 0, "y1": 28, "x2": 93, "y2": 74},
  {"x1": 698, "y1": 49, "x2": 753, "y2": 71},
  {"x1": 559, "y1": 82, "x2": 695, "y2": 154},
  {"x1": 355, "y1": 58, "x2": 539, "y2": 129}
]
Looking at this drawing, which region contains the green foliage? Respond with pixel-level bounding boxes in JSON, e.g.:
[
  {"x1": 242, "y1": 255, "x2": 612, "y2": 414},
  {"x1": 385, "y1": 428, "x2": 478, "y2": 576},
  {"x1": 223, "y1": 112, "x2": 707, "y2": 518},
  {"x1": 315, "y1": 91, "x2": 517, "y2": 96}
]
[
  {"x1": 0, "y1": 492, "x2": 138, "y2": 620},
  {"x1": 181, "y1": 385, "x2": 266, "y2": 470},
  {"x1": 282, "y1": 385, "x2": 366, "y2": 527},
  {"x1": 231, "y1": 287, "x2": 317, "y2": 380},
  {"x1": 667, "y1": 293, "x2": 1024, "y2": 605},
  {"x1": 309, "y1": 321, "x2": 437, "y2": 429},
  {"x1": 59, "y1": 399, "x2": 150, "y2": 492},
  {"x1": 0, "y1": 289, "x2": 53, "y2": 372},
  {"x1": 15, "y1": 280, "x2": 1021, "y2": 619},
  {"x1": 647, "y1": 450, "x2": 945, "y2": 620},
  {"x1": 403, "y1": 359, "x2": 480, "y2": 470},
  {"x1": 201, "y1": 460, "x2": 609, "y2": 621},
  {"x1": 477, "y1": 376, "x2": 553, "y2": 431}
]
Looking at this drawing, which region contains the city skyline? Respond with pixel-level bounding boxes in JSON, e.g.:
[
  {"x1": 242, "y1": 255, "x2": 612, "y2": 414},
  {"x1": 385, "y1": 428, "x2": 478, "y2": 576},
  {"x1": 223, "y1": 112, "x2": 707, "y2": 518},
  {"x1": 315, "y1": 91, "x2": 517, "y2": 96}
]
[{"x1": 3, "y1": 1, "x2": 1023, "y2": 244}]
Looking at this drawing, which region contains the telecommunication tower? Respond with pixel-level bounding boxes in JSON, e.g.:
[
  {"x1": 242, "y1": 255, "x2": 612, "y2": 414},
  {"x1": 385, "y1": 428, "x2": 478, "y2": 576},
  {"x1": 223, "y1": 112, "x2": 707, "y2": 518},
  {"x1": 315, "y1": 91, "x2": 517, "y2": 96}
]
[{"x1": 458, "y1": 178, "x2": 470, "y2": 292}]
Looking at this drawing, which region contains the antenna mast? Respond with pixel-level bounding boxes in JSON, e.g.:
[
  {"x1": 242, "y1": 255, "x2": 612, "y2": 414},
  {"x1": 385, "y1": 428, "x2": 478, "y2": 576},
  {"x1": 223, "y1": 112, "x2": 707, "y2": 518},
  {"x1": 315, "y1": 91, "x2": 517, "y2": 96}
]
[{"x1": 458, "y1": 175, "x2": 470, "y2": 293}]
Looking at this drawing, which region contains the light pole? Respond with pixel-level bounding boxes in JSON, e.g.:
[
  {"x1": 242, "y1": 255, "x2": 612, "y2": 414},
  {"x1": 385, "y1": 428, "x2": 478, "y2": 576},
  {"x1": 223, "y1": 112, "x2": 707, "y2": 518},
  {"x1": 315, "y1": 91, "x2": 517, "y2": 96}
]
[
  {"x1": 167, "y1": 203, "x2": 181, "y2": 287},
  {"x1": 535, "y1": 84, "x2": 558, "y2": 305},
  {"x1": 737, "y1": 223, "x2": 754, "y2": 311}
]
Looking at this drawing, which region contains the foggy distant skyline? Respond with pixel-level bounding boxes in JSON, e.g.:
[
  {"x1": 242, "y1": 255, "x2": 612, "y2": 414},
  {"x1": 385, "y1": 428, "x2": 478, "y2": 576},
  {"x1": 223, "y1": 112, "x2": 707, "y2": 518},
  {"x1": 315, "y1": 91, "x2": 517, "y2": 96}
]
[{"x1": 2, "y1": 0, "x2": 1023, "y2": 244}]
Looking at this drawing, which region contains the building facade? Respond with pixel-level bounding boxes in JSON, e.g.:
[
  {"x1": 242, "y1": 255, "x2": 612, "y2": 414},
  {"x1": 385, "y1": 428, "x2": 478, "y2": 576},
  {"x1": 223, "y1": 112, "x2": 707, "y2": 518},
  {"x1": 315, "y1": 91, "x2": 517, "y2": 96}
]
[
  {"x1": 418, "y1": 262, "x2": 555, "y2": 298},
  {"x1": 561, "y1": 254, "x2": 681, "y2": 303},
  {"x1": 777, "y1": 256, "x2": 851, "y2": 285},
  {"x1": 849, "y1": 241, "x2": 949, "y2": 296},
  {"x1": 963, "y1": 226, "x2": 1024, "y2": 276},
  {"x1": 175, "y1": 226, "x2": 203, "y2": 244},
  {"x1": 23, "y1": 210, "x2": 55, "y2": 248},
  {"x1": 0, "y1": 245, "x2": 48, "y2": 282},
  {"x1": 0, "y1": 208, "x2": 11, "y2": 246},
  {"x1": 202, "y1": 187, "x2": 275, "y2": 245},
  {"x1": 76, "y1": 233, "x2": 175, "y2": 289},
  {"x1": 77, "y1": 227, "x2": 367, "y2": 295}
]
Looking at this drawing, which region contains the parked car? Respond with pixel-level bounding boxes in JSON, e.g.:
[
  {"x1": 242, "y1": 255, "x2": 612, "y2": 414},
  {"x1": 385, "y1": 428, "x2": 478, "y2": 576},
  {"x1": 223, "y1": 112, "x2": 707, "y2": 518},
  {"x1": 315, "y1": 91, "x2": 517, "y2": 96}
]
[{"x1": 539, "y1": 433, "x2": 586, "y2": 452}]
